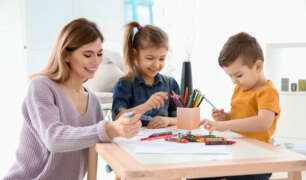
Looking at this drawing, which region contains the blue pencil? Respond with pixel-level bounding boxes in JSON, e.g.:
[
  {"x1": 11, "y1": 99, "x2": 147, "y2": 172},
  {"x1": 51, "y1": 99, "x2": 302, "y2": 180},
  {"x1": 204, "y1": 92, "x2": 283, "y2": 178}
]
[{"x1": 204, "y1": 97, "x2": 216, "y2": 109}]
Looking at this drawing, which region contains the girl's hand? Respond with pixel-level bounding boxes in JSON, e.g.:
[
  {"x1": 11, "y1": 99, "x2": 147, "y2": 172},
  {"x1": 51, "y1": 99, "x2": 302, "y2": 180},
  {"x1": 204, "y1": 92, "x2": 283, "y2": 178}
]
[
  {"x1": 111, "y1": 112, "x2": 142, "y2": 138},
  {"x1": 147, "y1": 116, "x2": 170, "y2": 129},
  {"x1": 212, "y1": 108, "x2": 227, "y2": 121},
  {"x1": 200, "y1": 119, "x2": 228, "y2": 134},
  {"x1": 144, "y1": 92, "x2": 168, "y2": 110}
]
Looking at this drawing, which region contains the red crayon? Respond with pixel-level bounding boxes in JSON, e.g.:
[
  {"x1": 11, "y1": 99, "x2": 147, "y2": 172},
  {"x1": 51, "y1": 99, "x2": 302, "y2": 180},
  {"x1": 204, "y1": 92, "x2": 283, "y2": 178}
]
[
  {"x1": 205, "y1": 140, "x2": 236, "y2": 145},
  {"x1": 140, "y1": 134, "x2": 177, "y2": 141}
]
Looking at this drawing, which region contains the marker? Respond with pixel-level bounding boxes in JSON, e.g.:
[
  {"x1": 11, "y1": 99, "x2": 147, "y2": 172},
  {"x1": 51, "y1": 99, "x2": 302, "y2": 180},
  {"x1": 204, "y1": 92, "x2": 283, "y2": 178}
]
[
  {"x1": 204, "y1": 97, "x2": 216, "y2": 109},
  {"x1": 126, "y1": 114, "x2": 134, "y2": 118},
  {"x1": 140, "y1": 115, "x2": 153, "y2": 121},
  {"x1": 140, "y1": 134, "x2": 177, "y2": 141},
  {"x1": 205, "y1": 140, "x2": 236, "y2": 145},
  {"x1": 148, "y1": 131, "x2": 172, "y2": 138}
]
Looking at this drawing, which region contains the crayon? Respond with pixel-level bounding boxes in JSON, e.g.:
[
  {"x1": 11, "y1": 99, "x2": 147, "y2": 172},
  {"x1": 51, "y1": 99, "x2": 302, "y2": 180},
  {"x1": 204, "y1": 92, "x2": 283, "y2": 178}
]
[
  {"x1": 205, "y1": 140, "x2": 236, "y2": 145},
  {"x1": 140, "y1": 134, "x2": 177, "y2": 141},
  {"x1": 184, "y1": 135, "x2": 198, "y2": 142},
  {"x1": 204, "y1": 137, "x2": 227, "y2": 141},
  {"x1": 203, "y1": 134, "x2": 216, "y2": 138},
  {"x1": 148, "y1": 131, "x2": 172, "y2": 137},
  {"x1": 196, "y1": 138, "x2": 205, "y2": 142},
  {"x1": 165, "y1": 137, "x2": 189, "y2": 143}
]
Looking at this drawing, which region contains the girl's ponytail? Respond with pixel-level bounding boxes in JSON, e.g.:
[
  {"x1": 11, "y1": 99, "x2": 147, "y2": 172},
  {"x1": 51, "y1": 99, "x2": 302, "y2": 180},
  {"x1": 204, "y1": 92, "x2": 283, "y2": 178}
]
[{"x1": 122, "y1": 21, "x2": 140, "y2": 81}]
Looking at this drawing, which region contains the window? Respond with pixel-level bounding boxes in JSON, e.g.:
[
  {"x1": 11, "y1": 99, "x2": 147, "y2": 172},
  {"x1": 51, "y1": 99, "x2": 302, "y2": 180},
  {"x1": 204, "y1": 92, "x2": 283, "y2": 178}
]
[{"x1": 124, "y1": 0, "x2": 154, "y2": 25}]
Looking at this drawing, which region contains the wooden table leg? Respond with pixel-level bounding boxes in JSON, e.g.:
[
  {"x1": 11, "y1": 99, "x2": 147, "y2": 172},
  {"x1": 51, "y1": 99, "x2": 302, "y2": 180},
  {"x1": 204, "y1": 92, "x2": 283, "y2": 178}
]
[
  {"x1": 87, "y1": 145, "x2": 98, "y2": 180},
  {"x1": 288, "y1": 171, "x2": 302, "y2": 180}
]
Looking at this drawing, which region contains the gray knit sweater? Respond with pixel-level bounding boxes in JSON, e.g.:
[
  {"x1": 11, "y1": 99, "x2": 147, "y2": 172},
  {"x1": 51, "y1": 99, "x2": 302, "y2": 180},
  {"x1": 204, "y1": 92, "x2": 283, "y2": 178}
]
[{"x1": 3, "y1": 76, "x2": 112, "y2": 180}]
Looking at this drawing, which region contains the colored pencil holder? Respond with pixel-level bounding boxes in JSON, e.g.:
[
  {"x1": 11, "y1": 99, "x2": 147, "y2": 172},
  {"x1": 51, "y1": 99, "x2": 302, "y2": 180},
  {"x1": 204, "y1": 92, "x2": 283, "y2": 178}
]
[{"x1": 177, "y1": 107, "x2": 200, "y2": 130}]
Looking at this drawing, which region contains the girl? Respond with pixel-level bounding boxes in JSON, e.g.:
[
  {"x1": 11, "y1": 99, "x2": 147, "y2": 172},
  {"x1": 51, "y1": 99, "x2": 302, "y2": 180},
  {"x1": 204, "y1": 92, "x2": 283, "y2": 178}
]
[
  {"x1": 112, "y1": 21, "x2": 180, "y2": 129},
  {"x1": 4, "y1": 18, "x2": 141, "y2": 180}
]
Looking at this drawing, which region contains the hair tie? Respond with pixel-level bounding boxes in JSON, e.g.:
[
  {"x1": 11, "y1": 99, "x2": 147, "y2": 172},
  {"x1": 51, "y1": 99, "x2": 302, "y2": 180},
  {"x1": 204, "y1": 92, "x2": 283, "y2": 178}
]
[{"x1": 137, "y1": 25, "x2": 143, "y2": 30}]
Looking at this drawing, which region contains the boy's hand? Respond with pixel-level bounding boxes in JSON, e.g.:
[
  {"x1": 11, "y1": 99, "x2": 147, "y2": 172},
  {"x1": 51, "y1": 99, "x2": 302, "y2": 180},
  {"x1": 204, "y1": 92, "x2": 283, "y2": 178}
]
[
  {"x1": 112, "y1": 112, "x2": 142, "y2": 138},
  {"x1": 200, "y1": 119, "x2": 228, "y2": 134},
  {"x1": 212, "y1": 109, "x2": 227, "y2": 121},
  {"x1": 144, "y1": 92, "x2": 168, "y2": 110},
  {"x1": 147, "y1": 116, "x2": 170, "y2": 129}
]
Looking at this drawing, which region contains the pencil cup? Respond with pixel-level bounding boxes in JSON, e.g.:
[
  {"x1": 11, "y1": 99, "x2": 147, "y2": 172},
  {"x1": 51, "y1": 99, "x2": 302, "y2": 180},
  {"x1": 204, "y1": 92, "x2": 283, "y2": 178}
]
[{"x1": 177, "y1": 107, "x2": 200, "y2": 130}]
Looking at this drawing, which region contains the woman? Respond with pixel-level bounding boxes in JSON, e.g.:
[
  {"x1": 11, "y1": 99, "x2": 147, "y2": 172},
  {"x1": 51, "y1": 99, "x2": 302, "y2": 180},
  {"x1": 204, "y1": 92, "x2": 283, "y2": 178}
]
[{"x1": 4, "y1": 18, "x2": 141, "y2": 180}]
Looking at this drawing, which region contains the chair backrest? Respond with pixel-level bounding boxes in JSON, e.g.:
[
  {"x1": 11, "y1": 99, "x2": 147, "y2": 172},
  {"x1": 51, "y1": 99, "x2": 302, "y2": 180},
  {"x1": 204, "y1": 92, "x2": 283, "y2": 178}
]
[
  {"x1": 84, "y1": 50, "x2": 125, "y2": 106},
  {"x1": 85, "y1": 49, "x2": 124, "y2": 93}
]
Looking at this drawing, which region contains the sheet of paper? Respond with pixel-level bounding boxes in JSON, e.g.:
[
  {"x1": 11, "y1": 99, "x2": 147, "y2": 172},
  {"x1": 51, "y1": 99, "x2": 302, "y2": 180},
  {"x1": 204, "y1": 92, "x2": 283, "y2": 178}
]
[
  {"x1": 133, "y1": 140, "x2": 230, "y2": 154},
  {"x1": 136, "y1": 127, "x2": 243, "y2": 139},
  {"x1": 114, "y1": 127, "x2": 237, "y2": 155}
]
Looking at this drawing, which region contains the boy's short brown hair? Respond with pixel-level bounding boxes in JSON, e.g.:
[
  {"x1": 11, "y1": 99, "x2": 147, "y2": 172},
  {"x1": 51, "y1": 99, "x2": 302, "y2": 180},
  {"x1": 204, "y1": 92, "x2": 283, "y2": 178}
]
[{"x1": 218, "y1": 32, "x2": 264, "y2": 68}]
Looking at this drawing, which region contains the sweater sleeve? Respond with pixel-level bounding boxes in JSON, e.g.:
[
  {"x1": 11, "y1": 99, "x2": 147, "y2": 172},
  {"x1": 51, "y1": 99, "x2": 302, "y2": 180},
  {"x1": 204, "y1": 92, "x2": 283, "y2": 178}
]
[{"x1": 25, "y1": 78, "x2": 112, "y2": 153}]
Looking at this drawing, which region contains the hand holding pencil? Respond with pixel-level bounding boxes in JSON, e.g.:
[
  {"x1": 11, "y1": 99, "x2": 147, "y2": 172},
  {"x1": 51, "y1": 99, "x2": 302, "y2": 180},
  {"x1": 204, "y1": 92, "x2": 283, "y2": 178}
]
[
  {"x1": 144, "y1": 92, "x2": 168, "y2": 110},
  {"x1": 108, "y1": 112, "x2": 142, "y2": 138},
  {"x1": 212, "y1": 109, "x2": 227, "y2": 121}
]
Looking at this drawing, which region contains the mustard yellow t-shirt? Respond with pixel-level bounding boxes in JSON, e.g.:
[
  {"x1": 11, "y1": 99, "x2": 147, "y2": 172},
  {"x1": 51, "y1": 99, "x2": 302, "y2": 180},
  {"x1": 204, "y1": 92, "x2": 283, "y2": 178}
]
[{"x1": 230, "y1": 80, "x2": 281, "y2": 143}]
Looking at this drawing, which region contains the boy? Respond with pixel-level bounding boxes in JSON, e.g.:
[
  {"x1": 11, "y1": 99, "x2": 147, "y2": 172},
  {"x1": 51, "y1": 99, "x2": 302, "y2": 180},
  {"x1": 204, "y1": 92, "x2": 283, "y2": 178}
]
[{"x1": 200, "y1": 32, "x2": 281, "y2": 180}]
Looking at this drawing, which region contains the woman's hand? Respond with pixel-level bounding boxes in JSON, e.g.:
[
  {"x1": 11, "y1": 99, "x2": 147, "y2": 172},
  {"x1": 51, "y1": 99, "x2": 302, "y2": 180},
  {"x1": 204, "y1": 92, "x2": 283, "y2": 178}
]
[
  {"x1": 212, "y1": 109, "x2": 227, "y2": 121},
  {"x1": 147, "y1": 116, "x2": 170, "y2": 129},
  {"x1": 107, "y1": 112, "x2": 142, "y2": 138},
  {"x1": 144, "y1": 92, "x2": 168, "y2": 110}
]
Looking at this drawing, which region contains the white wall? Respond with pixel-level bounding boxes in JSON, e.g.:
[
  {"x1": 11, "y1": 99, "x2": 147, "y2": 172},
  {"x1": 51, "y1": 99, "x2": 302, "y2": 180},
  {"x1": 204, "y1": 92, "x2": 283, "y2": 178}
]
[
  {"x1": 0, "y1": 0, "x2": 27, "y2": 176},
  {"x1": 24, "y1": 0, "x2": 73, "y2": 74},
  {"x1": 153, "y1": 0, "x2": 306, "y2": 135},
  {"x1": 25, "y1": 0, "x2": 124, "y2": 75}
]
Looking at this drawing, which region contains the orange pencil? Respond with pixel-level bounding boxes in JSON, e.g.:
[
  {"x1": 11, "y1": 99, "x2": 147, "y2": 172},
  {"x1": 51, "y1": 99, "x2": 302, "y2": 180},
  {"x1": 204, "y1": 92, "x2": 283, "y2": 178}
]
[{"x1": 184, "y1": 87, "x2": 188, "y2": 106}]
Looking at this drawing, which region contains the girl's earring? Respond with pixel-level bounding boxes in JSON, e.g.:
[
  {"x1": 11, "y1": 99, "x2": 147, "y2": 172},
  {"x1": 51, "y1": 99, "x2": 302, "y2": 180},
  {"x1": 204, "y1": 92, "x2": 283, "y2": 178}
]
[{"x1": 135, "y1": 60, "x2": 139, "y2": 66}]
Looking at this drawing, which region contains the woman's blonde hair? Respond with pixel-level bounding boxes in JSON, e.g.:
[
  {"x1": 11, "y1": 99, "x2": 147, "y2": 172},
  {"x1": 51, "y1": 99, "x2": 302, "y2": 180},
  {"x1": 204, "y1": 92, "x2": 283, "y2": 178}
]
[
  {"x1": 121, "y1": 21, "x2": 168, "y2": 82},
  {"x1": 29, "y1": 18, "x2": 104, "y2": 82}
]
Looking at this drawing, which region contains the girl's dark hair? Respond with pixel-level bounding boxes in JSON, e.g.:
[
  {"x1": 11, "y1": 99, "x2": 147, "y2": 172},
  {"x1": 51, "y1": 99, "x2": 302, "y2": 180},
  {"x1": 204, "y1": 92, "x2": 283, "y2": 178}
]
[{"x1": 121, "y1": 21, "x2": 168, "y2": 82}]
